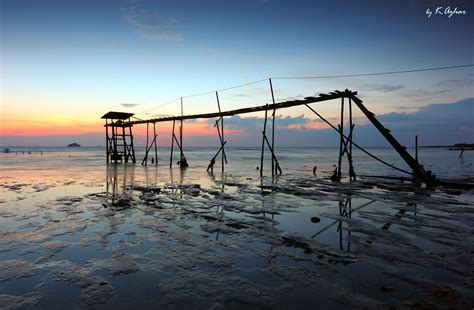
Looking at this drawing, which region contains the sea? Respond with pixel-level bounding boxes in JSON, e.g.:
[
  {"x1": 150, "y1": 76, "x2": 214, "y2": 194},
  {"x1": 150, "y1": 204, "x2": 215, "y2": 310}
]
[{"x1": 0, "y1": 146, "x2": 473, "y2": 308}]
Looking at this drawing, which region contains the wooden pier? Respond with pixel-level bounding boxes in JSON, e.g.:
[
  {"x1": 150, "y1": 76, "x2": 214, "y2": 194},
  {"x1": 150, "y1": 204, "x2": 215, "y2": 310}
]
[{"x1": 102, "y1": 88, "x2": 438, "y2": 186}]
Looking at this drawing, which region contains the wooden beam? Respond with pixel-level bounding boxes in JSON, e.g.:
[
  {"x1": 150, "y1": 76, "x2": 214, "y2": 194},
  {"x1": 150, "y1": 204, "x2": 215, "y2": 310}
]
[
  {"x1": 349, "y1": 94, "x2": 437, "y2": 186},
  {"x1": 106, "y1": 90, "x2": 358, "y2": 127}
]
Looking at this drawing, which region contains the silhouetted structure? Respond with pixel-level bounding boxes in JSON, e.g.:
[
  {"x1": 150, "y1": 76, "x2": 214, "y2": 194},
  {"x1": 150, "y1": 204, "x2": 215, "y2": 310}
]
[
  {"x1": 101, "y1": 87, "x2": 439, "y2": 186},
  {"x1": 102, "y1": 111, "x2": 136, "y2": 164}
]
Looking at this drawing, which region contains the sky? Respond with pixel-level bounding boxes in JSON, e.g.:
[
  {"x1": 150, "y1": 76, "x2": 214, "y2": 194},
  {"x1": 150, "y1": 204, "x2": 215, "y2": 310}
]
[{"x1": 0, "y1": 0, "x2": 473, "y2": 147}]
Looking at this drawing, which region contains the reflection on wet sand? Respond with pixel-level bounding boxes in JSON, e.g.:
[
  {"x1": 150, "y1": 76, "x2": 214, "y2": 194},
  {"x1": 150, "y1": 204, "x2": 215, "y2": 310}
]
[{"x1": 0, "y1": 164, "x2": 473, "y2": 308}]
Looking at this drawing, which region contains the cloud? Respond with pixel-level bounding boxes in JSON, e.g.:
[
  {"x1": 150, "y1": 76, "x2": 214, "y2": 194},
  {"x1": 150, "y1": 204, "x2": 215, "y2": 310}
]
[
  {"x1": 377, "y1": 98, "x2": 473, "y2": 124},
  {"x1": 362, "y1": 83, "x2": 405, "y2": 92},
  {"x1": 401, "y1": 77, "x2": 474, "y2": 101},
  {"x1": 231, "y1": 93, "x2": 252, "y2": 98},
  {"x1": 122, "y1": 0, "x2": 181, "y2": 41},
  {"x1": 436, "y1": 78, "x2": 474, "y2": 88},
  {"x1": 120, "y1": 103, "x2": 140, "y2": 107},
  {"x1": 215, "y1": 114, "x2": 331, "y2": 132},
  {"x1": 402, "y1": 88, "x2": 454, "y2": 100}
]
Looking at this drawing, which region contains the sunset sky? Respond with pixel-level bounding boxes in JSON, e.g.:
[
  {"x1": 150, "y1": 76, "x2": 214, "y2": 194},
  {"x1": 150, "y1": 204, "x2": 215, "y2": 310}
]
[{"x1": 1, "y1": 0, "x2": 473, "y2": 147}]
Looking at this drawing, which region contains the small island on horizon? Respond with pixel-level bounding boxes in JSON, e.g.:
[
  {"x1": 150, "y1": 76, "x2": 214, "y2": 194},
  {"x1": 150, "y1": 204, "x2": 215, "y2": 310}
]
[
  {"x1": 449, "y1": 143, "x2": 474, "y2": 150},
  {"x1": 67, "y1": 143, "x2": 81, "y2": 147}
]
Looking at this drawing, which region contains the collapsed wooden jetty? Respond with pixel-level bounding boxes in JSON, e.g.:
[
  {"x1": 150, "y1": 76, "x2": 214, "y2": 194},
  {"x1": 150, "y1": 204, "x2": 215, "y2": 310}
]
[{"x1": 102, "y1": 87, "x2": 438, "y2": 186}]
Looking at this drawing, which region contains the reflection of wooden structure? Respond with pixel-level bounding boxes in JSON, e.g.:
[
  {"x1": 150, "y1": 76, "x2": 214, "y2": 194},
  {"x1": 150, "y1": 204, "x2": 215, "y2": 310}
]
[
  {"x1": 105, "y1": 165, "x2": 134, "y2": 206},
  {"x1": 102, "y1": 112, "x2": 136, "y2": 164}
]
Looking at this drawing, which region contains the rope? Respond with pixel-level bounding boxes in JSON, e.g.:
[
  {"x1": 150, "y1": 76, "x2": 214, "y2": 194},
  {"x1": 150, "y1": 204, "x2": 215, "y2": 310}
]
[
  {"x1": 304, "y1": 104, "x2": 412, "y2": 175},
  {"x1": 272, "y1": 64, "x2": 474, "y2": 80},
  {"x1": 136, "y1": 64, "x2": 473, "y2": 114}
]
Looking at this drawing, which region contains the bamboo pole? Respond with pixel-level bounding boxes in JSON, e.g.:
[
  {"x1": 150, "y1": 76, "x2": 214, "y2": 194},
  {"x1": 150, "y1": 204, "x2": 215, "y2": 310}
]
[
  {"x1": 170, "y1": 120, "x2": 175, "y2": 168},
  {"x1": 180, "y1": 97, "x2": 184, "y2": 165},
  {"x1": 260, "y1": 105, "x2": 269, "y2": 176},
  {"x1": 337, "y1": 97, "x2": 344, "y2": 180},
  {"x1": 349, "y1": 97, "x2": 353, "y2": 163},
  {"x1": 105, "y1": 119, "x2": 109, "y2": 163},
  {"x1": 144, "y1": 122, "x2": 149, "y2": 165},
  {"x1": 415, "y1": 135, "x2": 419, "y2": 163},
  {"x1": 154, "y1": 122, "x2": 158, "y2": 165}
]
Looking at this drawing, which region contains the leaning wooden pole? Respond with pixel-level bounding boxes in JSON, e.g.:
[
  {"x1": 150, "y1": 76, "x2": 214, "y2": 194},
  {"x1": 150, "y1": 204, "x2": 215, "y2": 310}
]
[
  {"x1": 269, "y1": 78, "x2": 276, "y2": 176},
  {"x1": 349, "y1": 93, "x2": 437, "y2": 186},
  {"x1": 216, "y1": 91, "x2": 225, "y2": 175}
]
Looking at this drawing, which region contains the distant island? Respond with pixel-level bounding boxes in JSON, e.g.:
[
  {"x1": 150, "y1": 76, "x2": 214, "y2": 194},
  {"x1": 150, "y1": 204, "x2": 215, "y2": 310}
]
[
  {"x1": 450, "y1": 143, "x2": 474, "y2": 150},
  {"x1": 67, "y1": 143, "x2": 81, "y2": 147}
]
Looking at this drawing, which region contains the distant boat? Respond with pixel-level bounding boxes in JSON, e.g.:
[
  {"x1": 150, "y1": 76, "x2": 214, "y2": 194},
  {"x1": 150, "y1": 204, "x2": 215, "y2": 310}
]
[{"x1": 67, "y1": 143, "x2": 81, "y2": 147}]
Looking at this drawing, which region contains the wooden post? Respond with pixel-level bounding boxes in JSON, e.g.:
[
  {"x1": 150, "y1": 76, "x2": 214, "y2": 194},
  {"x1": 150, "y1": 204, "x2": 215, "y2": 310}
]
[
  {"x1": 180, "y1": 97, "x2": 184, "y2": 165},
  {"x1": 338, "y1": 97, "x2": 344, "y2": 180},
  {"x1": 105, "y1": 119, "x2": 109, "y2": 163},
  {"x1": 112, "y1": 124, "x2": 118, "y2": 163},
  {"x1": 170, "y1": 120, "x2": 175, "y2": 168},
  {"x1": 269, "y1": 78, "x2": 276, "y2": 176},
  {"x1": 144, "y1": 122, "x2": 149, "y2": 165},
  {"x1": 154, "y1": 122, "x2": 158, "y2": 165},
  {"x1": 260, "y1": 105, "x2": 269, "y2": 176},
  {"x1": 348, "y1": 97, "x2": 355, "y2": 181},
  {"x1": 349, "y1": 97, "x2": 353, "y2": 163},
  {"x1": 122, "y1": 125, "x2": 128, "y2": 162},
  {"x1": 415, "y1": 135, "x2": 418, "y2": 163},
  {"x1": 129, "y1": 121, "x2": 136, "y2": 163}
]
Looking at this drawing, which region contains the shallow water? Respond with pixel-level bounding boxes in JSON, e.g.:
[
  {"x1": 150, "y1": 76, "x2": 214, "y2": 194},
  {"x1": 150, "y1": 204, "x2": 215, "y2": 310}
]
[{"x1": 0, "y1": 147, "x2": 473, "y2": 308}]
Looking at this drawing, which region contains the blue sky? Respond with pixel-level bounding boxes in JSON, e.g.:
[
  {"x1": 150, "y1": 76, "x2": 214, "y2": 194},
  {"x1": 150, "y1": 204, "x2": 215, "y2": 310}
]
[{"x1": 0, "y1": 0, "x2": 473, "y2": 146}]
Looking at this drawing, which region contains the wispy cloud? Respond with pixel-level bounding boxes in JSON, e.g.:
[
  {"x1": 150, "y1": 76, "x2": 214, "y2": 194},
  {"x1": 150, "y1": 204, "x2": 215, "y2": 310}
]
[
  {"x1": 402, "y1": 88, "x2": 454, "y2": 101},
  {"x1": 362, "y1": 83, "x2": 405, "y2": 92},
  {"x1": 231, "y1": 93, "x2": 252, "y2": 98},
  {"x1": 120, "y1": 103, "x2": 140, "y2": 107},
  {"x1": 436, "y1": 78, "x2": 474, "y2": 88},
  {"x1": 401, "y1": 76, "x2": 473, "y2": 101},
  {"x1": 122, "y1": 0, "x2": 181, "y2": 41}
]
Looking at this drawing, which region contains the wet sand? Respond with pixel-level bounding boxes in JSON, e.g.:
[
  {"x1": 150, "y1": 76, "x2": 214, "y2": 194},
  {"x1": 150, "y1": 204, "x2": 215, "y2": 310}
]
[
  {"x1": 0, "y1": 161, "x2": 473, "y2": 309},
  {"x1": 1, "y1": 145, "x2": 474, "y2": 309}
]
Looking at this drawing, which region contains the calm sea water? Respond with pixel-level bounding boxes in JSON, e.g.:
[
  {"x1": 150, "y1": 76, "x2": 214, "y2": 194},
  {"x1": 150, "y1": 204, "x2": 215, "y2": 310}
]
[{"x1": 1, "y1": 146, "x2": 472, "y2": 180}]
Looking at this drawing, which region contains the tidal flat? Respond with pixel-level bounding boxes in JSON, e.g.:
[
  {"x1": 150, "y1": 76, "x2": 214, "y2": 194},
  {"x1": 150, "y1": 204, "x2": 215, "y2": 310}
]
[{"x1": 0, "y1": 147, "x2": 473, "y2": 309}]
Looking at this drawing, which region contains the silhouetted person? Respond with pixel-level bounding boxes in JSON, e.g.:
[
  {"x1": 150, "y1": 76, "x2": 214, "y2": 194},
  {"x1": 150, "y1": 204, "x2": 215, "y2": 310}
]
[
  {"x1": 459, "y1": 147, "x2": 465, "y2": 159},
  {"x1": 151, "y1": 158, "x2": 154, "y2": 164},
  {"x1": 312, "y1": 165, "x2": 317, "y2": 175},
  {"x1": 41, "y1": 151, "x2": 43, "y2": 156},
  {"x1": 178, "y1": 158, "x2": 189, "y2": 168}
]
